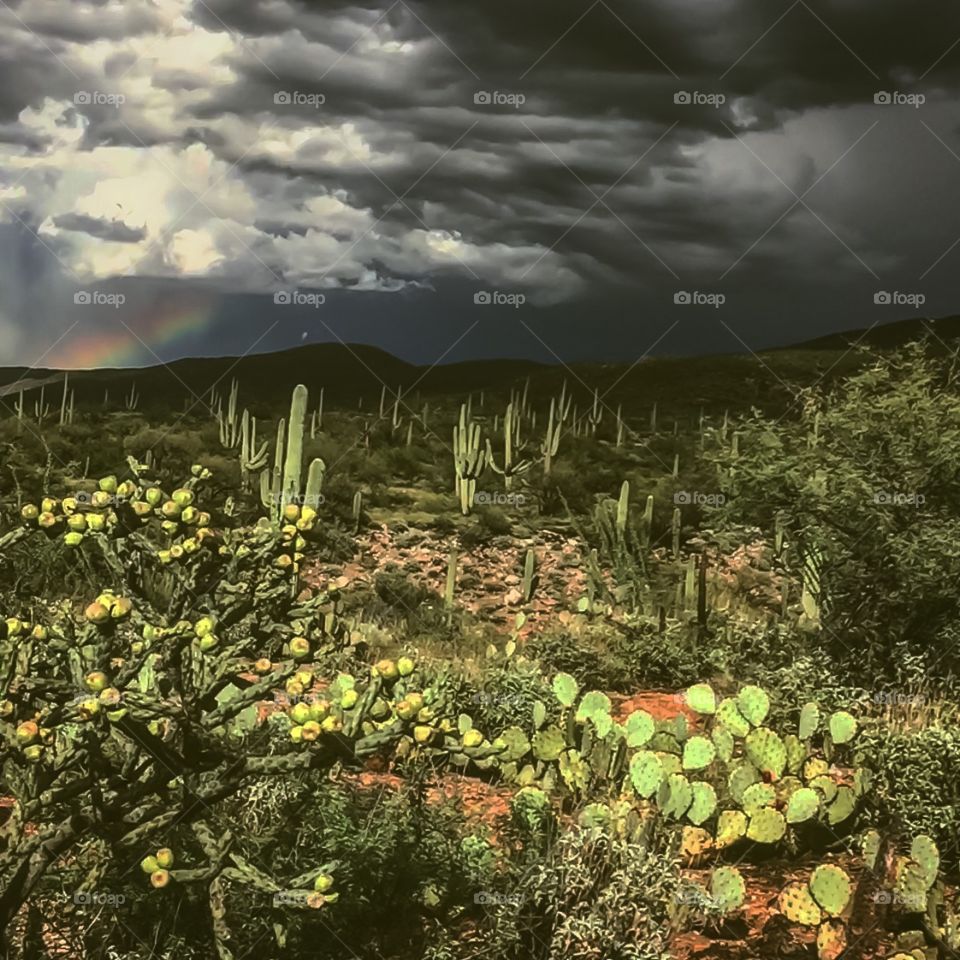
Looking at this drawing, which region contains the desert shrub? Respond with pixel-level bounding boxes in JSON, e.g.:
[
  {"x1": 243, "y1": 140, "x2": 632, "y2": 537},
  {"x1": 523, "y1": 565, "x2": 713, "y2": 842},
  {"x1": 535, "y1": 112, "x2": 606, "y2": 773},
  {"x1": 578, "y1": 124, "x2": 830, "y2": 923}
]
[
  {"x1": 463, "y1": 658, "x2": 556, "y2": 733},
  {"x1": 857, "y1": 720, "x2": 960, "y2": 874},
  {"x1": 451, "y1": 821, "x2": 682, "y2": 960},
  {"x1": 707, "y1": 343, "x2": 960, "y2": 679}
]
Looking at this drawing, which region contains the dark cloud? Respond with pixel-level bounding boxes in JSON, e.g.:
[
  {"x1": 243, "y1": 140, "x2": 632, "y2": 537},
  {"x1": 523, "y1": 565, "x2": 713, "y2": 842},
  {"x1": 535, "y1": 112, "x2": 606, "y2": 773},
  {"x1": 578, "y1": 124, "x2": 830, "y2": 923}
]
[{"x1": 52, "y1": 212, "x2": 146, "y2": 243}]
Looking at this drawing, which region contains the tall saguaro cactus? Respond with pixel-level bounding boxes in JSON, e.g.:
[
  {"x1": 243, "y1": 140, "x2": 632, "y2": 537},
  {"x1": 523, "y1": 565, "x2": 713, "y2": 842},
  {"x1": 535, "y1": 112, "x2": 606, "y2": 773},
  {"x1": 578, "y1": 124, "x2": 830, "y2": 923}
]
[
  {"x1": 541, "y1": 399, "x2": 562, "y2": 476},
  {"x1": 487, "y1": 401, "x2": 531, "y2": 490},
  {"x1": 260, "y1": 384, "x2": 325, "y2": 523},
  {"x1": 453, "y1": 403, "x2": 488, "y2": 514}
]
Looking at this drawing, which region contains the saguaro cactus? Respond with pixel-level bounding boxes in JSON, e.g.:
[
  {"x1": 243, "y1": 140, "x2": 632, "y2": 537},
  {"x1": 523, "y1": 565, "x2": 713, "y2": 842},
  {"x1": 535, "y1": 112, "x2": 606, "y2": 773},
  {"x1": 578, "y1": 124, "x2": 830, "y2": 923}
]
[
  {"x1": 453, "y1": 403, "x2": 488, "y2": 514},
  {"x1": 487, "y1": 401, "x2": 531, "y2": 490},
  {"x1": 541, "y1": 399, "x2": 562, "y2": 476}
]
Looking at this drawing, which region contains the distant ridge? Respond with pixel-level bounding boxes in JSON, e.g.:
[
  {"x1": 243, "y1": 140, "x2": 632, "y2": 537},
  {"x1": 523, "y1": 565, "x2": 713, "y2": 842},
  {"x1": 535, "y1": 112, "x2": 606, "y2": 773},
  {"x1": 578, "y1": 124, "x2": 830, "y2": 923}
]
[{"x1": 787, "y1": 314, "x2": 960, "y2": 351}]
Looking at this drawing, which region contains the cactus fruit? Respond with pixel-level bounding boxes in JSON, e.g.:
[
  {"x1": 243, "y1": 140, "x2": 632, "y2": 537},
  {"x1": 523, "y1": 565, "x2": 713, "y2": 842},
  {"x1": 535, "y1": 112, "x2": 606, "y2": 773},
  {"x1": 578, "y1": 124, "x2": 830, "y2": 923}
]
[
  {"x1": 156, "y1": 849, "x2": 174, "y2": 869},
  {"x1": 746, "y1": 808, "x2": 786, "y2": 843},
  {"x1": 141, "y1": 855, "x2": 160, "y2": 875},
  {"x1": 375, "y1": 659, "x2": 399, "y2": 681},
  {"x1": 15, "y1": 721, "x2": 38, "y2": 744},
  {"x1": 710, "y1": 867, "x2": 746, "y2": 914},
  {"x1": 313, "y1": 873, "x2": 334, "y2": 893},
  {"x1": 785, "y1": 787, "x2": 820, "y2": 823},
  {"x1": 150, "y1": 869, "x2": 171, "y2": 889},
  {"x1": 685, "y1": 683, "x2": 717, "y2": 715},
  {"x1": 828, "y1": 711, "x2": 857, "y2": 744},
  {"x1": 780, "y1": 881, "x2": 822, "y2": 925},
  {"x1": 397, "y1": 656, "x2": 415, "y2": 677}
]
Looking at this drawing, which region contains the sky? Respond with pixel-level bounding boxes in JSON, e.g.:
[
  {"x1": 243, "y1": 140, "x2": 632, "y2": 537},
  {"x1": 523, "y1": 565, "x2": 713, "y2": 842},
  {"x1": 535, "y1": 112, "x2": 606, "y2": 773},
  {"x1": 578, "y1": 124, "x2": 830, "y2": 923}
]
[{"x1": 0, "y1": 0, "x2": 958, "y2": 368}]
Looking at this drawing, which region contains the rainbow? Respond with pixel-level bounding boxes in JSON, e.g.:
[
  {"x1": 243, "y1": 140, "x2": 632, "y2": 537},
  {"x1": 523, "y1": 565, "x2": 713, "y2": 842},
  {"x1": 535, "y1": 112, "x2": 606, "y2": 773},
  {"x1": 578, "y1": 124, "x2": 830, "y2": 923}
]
[{"x1": 48, "y1": 298, "x2": 216, "y2": 370}]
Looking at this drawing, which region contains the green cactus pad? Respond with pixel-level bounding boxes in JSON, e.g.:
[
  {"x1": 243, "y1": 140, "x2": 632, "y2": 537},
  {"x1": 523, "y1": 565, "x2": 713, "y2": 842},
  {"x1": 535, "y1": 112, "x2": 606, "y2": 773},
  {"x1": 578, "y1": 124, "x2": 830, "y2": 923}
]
[
  {"x1": 746, "y1": 808, "x2": 786, "y2": 843},
  {"x1": 803, "y1": 758, "x2": 830, "y2": 782},
  {"x1": 799, "y1": 702, "x2": 821, "y2": 740},
  {"x1": 558, "y1": 749, "x2": 588, "y2": 791},
  {"x1": 497, "y1": 726, "x2": 531, "y2": 763},
  {"x1": 649, "y1": 732, "x2": 682, "y2": 755},
  {"x1": 737, "y1": 685, "x2": 770, "y2": 727},
  {"x1": 552, "y1": 672, "x2": 579, "y2": 708},
  {"x1": 809, "y1": 775, "x2": 838, "y2": 803},
  {"x1": 745, "y1": 727, "x2": 787, "y2": 778},
  {"x1": 671, "y1": 713, "x2": 689, "y2": 742},
  {"x1": 711, "y1": 726, "x2": 735, "y2": 762},
  {"x1": 532, "y1": 725, "x2": 565, "y2": 761},
  {"x1": 682, "y1": 735, "x2": 716, "y2": 771},
  {"x1": 828, "y1": 710, "x2": 857, "y2": 745},
  {"x1": 786, "y1": 787, "x2": 820, "y2": 824},
  {"x1": 657, "y1": 752, "x2": 683, "y2": 776},
  {"x1": 685, "y1": 683, "x2": 717, "y2": 715},
  {"x1": 532, "y1": 700, "x2": 547, "y2": 730},
  {"x1": 659, "y1": 773, "x2": 693, "y2": 819},
  {"x1": 681, "y1": 826, "x2": 713, "y2": 860},
  {"x1": 624, "y1": 709, "x2": 655, "y2": 748},
  {"x1": 710, "y1": 866, "x2": 746, "y2": 914},
  {"x1": 716, "y1": 697, "x2": 751, "y2": 737},
  {"x1": 579, "y1": 803, "x2": 613, "y2": 830},
  {"x1": 826, "y1": 786, "x2": 856, "y2": 825},
  {"x1": 727, "y1": 760, "x2": 761, "y2": 804},
  {"x1": 716, "y1": 810, "x2": 748, "y2": 849},
  {"x1": 779, "y1": 881, "x2": 822, "y2": 925},
  {"x1": 809, "y1": 865, "x2": 852, "y2": 916},
  {"x1": 852, "y1": 766, "x2": 872, "y2": 798},
  {"x1": 741, "y1": 782, "x2": 777, "y2": 817},
  {"x1": 784, "y1": 734, "x2": 807, "y2": 775},
  {"x1": 895, "y1": 858, "x2": 930, "y2": 912},
  {"x1": 687, "y1": 782, "x2": 718, "y2": 826},
  {"x1": 629, "y1": 751, "x2": 663, "y2": 798},
  {"x1": 861, "y1": 830, "x2": 881, "y2": 870},
  {"x1": 816, "y1": 918, "x2": 847, "y2": 960},
  {"x1": 576, "y1": 691, "x2": 612, "y2": 725},
  {"x1": 910, "y1": 835, "x2": 939, "y2": 888}
]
